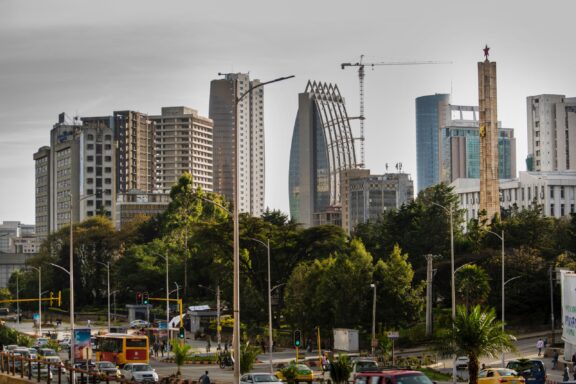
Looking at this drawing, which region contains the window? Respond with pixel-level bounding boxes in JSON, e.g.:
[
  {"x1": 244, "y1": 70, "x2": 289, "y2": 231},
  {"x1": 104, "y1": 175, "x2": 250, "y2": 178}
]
[
  {"x1": 87, "y1": 134, "x2": 94, "y2": 140},
  {"x1": 87, "y1": 144, "x2": 94, "y2": 150},
  {"x1": 550, "y1": 187, "x2": 554, "y2": 199}
]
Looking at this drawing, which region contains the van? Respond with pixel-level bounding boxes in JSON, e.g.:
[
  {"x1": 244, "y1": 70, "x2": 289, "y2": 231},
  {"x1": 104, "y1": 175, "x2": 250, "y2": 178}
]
[
  {"x1": 355, "y1": 369, "x2": 436, "y2": 384},
  {"x1": 506, "y1": 359, "x2": 546, "y2": 384}
]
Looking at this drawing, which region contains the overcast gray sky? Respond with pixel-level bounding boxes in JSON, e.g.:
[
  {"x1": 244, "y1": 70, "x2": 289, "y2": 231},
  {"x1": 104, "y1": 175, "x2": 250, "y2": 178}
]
[{"x1": 2, "y1": 0, "x2": 576, "y2": 224}]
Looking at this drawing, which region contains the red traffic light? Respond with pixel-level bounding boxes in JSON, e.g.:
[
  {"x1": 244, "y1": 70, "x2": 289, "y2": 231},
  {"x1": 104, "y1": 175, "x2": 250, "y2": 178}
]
[{"x1": 136, "y1": 292, "x2": 142, "y2": 303}]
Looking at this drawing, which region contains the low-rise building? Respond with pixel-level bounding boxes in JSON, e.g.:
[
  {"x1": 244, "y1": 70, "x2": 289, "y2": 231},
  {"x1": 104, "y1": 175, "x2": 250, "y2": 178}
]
[{"x1": 115, "y1": 190, "x2": 171, "y2": 229}]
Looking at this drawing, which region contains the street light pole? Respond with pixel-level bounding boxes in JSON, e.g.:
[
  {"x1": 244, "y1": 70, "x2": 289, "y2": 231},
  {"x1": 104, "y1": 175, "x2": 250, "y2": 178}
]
[
  {"x1": 486, "y1": 229, "x2": 505, "y2": 365},
  {"x1": 96, "y1": 261, "x2": 111, "y2": 332},
  {"x1": 370, "y1": 283, "x2": 376, "y2": 356},
  {"x1": 230, "y1": 74, "x2": 294, "y2": 384},
  {"x1": 152, "y1": 253, "x2": 170, "y2": 351},
  {"x1": 16, "y1": 273, "x2": 20, "y2": 326}
]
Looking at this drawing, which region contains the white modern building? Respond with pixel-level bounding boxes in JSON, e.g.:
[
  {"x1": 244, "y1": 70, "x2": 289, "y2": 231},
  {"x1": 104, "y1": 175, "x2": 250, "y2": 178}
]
[
  {"x1": 527, "y1": 95, "x2": 576, "y2": 172},
  {"x1": 451, "y1": 171, "x2": 576, "y2": 222},
  {"x1": 150, "y1": 106, "x2": 213, "y2": 193},
  {"x1": 209, "y1": 73, "x2": 265, "y2": 216}
]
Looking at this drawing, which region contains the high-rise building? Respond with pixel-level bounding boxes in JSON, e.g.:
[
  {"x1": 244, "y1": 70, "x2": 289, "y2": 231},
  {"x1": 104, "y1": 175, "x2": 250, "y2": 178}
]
[
  {"x1": 209, "y1": 73, "x2": 265, "y2": 216},
  {"x1": 288, "y1": 81, "x2": 357, "y2": 228},
  {"x1": 150, "y1": 106, "x2": 213, "y2": 193},
  {"x1": 34, "y1": 114, "x2": 116, "y2": 236},
  {"x1": 440, "y1": 104, "x2": 516, "y2": 183},
  {"x1": 478, "y1": 56, "x2": 500, "y2": 219},
  {"x1": 416, "y1": 94, "x2": 450, "y2": 192},
  {"x1": 82, "y1": 111, "x2": 155, "y2": 194},
  {"x1": 526, "y1": 95, "x2": 576, "y2": 172},
  {"x1": 342, "y1": 171, "x2": 414, "y2": 233}
]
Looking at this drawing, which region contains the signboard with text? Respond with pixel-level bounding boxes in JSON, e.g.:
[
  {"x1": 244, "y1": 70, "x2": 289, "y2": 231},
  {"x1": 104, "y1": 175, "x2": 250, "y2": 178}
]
[{"x1": 74, "y1": 328, "x2": 92, "y2": 362}]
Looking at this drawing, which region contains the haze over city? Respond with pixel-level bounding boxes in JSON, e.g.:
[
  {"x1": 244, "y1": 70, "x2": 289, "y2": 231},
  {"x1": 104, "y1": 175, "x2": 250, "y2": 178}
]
[{"x1": 2, "y1": 0, "x2": 576, "y2": 223}]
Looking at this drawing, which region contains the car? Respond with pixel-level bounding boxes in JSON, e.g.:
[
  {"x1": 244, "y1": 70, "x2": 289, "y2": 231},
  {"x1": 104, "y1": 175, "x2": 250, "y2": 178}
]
[
  {"x1": 455, "y1": 356, "x2": 470, "y2": 370},
  {"x1": 275, "y1": 364, "x2": 315, "y2": 382},
  {"x1": 478, "y1": 368, "x2": 526, "y2": 384},
  {"x1": 43, "y1": 356, "x2": 67, "y2": 375},
  {"x1": 350, "y1": 359, "x2": 379, "y2": 380},
  {"x1": 354, "y1": 369, "x2": 436, "y2": 384},
  {"x1": 241, "y1": 373, "x2": 283, "y2": 384},
  {"x1": 129, "y1": 320, "x2": 150, "y2": 329},
  {"x1": 73, "y1": 362, "x2": 100, "y2": 384},
  {"x1": 59, "y1": 338, "x2": 72, "y2": 349},
  {"x1": 94, "y1": 361, "x2": 122, "y2": 380},
  {"x1": 35, "y1": 337, "x2": 49, "y2": 348},
  {"x1": 29, "y1": 362, "x2": 53, "y2": 380},
  {"x1": 37, "y1": 347, "x2": 58, "y2": 358},
  {"x1": 506, "y1": 359, "x2": 546, "y2": 384},
  {"x1": 121, "y1": 363, "x2": 159, "y2": 383}
]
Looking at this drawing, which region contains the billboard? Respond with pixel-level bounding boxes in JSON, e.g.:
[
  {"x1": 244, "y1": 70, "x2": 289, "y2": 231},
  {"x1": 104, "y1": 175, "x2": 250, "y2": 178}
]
[
  {"x1": 562, "y1": 272, "x2": 576, "y2": 345},
  {"x1": 74, "y1": 328, "x2": 92, "y2": 361}
]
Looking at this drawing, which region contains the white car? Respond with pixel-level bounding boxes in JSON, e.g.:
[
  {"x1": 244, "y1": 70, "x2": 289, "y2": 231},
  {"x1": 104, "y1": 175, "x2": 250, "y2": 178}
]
[
  {"x1": 241, "y1": 373, "x2": 283, "y2": 384},
  {"x1": 30, "y1": 362, "x2": 53, "y2": 380},
  {"x1": 129, "y1": 319, "x2": 150, "y2": 329},
  {"x1": 121, "y1": 363, "x2": 158, "y2": 383},
  {"x1": 59, "y1": 338, "x2": 72, "y2": 349},
  {"x1": 455, "y1": 356, "x2": 469, "y2": 370}
]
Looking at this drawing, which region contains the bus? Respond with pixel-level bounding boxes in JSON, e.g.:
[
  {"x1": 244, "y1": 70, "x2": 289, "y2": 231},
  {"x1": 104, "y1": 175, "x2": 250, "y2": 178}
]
[{"x1": 95, "y1": 334, "x2": 149, "y2": 366}]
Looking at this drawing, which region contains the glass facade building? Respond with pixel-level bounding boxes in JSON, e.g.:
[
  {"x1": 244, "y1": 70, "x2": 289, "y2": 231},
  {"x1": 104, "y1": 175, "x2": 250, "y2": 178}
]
[
  {"x1": 416, "y1": 94, "x2": 450, "y2": 192},
  {"x1": 289, "y1": 81, "x2": 357, "y2": 227}
]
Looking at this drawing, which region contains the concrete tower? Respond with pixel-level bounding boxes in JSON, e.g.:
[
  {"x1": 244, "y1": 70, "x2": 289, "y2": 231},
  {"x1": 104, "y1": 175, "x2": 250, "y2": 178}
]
[{"x1": 478, "y1": 46, "x2": 500, "y2": 220}]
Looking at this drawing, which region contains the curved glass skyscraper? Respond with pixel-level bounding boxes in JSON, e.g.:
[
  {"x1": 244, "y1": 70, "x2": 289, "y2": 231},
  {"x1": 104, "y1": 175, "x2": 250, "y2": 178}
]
[{"x1": 289, "y1": 81, "x2": 357, "y2": 227}]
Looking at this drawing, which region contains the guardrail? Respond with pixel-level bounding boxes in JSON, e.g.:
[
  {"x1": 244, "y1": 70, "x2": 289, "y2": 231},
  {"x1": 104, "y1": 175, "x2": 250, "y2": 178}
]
[{"x1": 0, "y1": 352, "x2": 129, "y2": 384}]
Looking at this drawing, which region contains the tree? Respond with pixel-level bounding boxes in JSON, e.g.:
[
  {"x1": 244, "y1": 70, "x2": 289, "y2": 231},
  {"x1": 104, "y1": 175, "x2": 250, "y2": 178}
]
[
  {"x1": 373, "y1": 244, "x2": 424, "y2": 328},
  {"x1": 436, "y1": 305, "x2": 515, "y2": 384},
  {"x1": 455, "y1": 265, "x2": 490, "y2": 310},
  {"x1": 170, "y1": 339, "x2": 191, "y2": 376},
  {"x1": 330, "y1": 354, "x2": 352, "y2": 384}
]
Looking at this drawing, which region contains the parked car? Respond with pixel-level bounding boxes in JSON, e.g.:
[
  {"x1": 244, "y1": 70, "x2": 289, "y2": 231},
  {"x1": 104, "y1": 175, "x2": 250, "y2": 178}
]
[
  {"x1": 354, "y1": 369, "x2": 435, "y2": 384},
  {"x1": 43, "y1": 356, "x2": 67, "y2": 375},
  {"x1": 478, "y1": 368, "x2": 525, "y2": 384},
  {"x1": 129, "y1": 320, "x2": 150, "y2": 329},
  {"x1": 241, "y1": 373, "x2": 283, "y2": 384},
  {"x1": 506, "y1": 359, "x2": 546, "y2": 384},
  {"x1": 456, "y1": 356, "x2": 470, "y2": 370},
  {"x1": 94, "y1": 361, "x2": 121, "y2": 380},
  {"x1": 59, "y1": 338, "x2": 72, "y2": 349},
  {"x1": 121, "y1": 363, "x2": 159, "y2": 383},
  {"x1": 37, "y1": 347, "x2": 58, "y2": 358},
  {"x1": 30, "y1": 362, "x2": 53, "y2": 380}
]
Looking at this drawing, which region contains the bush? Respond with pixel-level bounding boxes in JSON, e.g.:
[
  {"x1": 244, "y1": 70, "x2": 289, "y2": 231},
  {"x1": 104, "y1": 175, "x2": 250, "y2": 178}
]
[
  {"x1": 330, "y1": 355, "x2": 352, "y2": 384},
  {"x1": 279, "y1": 362, "x2": 298, "y2": 382},
  {"x1": 240, "y1": 343, "x2": 260, "y2": 374}
]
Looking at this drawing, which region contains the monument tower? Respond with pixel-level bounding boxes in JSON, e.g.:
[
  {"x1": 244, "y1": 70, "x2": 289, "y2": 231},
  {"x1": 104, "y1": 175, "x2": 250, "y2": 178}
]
[{"x1": 478, "y1": 45, "x2": 500, "y2": 220}]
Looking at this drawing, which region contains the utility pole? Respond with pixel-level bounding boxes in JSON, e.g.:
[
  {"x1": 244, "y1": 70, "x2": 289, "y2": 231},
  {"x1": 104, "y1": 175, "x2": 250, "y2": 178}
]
[{"x1": 425, "y1": 254, "x2": 434, "y2": 336}]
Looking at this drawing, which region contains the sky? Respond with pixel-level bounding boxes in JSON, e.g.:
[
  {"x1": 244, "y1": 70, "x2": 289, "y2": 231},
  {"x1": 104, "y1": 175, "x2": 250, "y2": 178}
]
[{"x1": 2, "y1": 0, "x2": 576, "y2": 225}]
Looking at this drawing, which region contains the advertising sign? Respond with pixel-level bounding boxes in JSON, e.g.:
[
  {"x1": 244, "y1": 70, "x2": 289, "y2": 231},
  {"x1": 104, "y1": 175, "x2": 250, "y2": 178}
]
[
  {"x1": 562, "y1": 272, "x2": 576, "y2": 345},
  {"x1": 74, "y1": 328, "x2": 92, "y2": 361}
]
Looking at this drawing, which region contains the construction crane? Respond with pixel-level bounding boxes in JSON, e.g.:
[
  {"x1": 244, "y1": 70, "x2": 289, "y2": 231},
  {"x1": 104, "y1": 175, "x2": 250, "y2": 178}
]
[{"x1": 341, "y1": 55, "x2": 451, "y2": 168}]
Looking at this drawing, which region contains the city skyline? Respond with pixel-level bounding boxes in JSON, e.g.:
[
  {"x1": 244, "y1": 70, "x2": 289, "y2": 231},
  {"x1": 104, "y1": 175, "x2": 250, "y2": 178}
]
[{"x1": 2, "y1": 0, "x2": 576, "y2": 224}]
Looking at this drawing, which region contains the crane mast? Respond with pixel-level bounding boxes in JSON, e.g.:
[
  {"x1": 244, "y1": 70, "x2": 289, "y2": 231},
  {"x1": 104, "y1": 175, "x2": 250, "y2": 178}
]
[{"x1": 341, "y1": 55, "x2": 451, "y2": 168}]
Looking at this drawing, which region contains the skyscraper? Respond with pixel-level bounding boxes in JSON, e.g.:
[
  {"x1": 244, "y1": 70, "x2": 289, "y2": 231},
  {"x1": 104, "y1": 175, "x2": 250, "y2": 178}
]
[
  {"x1": 149, "y1": 106, "x2": 213, "y2": 193},
  {"x1": 209, "y1": 73, "x2": 265, "y2": 216},
  {"x1": 526, "y1": 94, "x2": 576, "y2": 172},
  {"x1": 416, "y1": 94, "x2": 450, "y2": 192},
  {"x1": 288, "y1": 81, "x2": 357, "y2": 227},
  {"x1": 440, "y1": 104, "x2": 516, "y2": 183},
  {"x1": 34, "y1": 114, "x2": 116, "y2": 236}
]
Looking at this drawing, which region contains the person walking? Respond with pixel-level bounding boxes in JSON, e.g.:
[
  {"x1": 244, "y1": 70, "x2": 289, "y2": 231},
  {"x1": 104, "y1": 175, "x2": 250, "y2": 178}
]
[
  {"x1": 153, "y1": 341, "x2": 160, "y2": 358},
  {"x1": 160, "y1": 341, "x2": 165, "y2": 358},
  {"x1": 206, "y1": 339, "x2": 211, "y2": 353},
  {"x1": 536, "y1": 338, "x2": 544, "y2": 357},
  {"x1": 553, "y1": 350, "x2": 559, "y2": 369},
  {"x1": 199, "y1": 371, "x2": 211, "y2": 384},
  {"x1": 564, "y1": 364, "x2": 570, "y2": 382}
]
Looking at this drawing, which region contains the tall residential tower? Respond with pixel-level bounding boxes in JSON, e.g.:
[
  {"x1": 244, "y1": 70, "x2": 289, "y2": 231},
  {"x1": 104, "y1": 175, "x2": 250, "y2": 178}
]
[{"x1": 209, "y1": 73, "x2": 265, "y2": 216}]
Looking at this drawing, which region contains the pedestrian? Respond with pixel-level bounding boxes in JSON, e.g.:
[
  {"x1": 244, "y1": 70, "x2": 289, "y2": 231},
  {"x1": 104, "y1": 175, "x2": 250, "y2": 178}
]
[
  {"x1": 260, "y1": 339, "x2": 266, "y2": 353},
  {"x1": 481, "y1": 363, "x2": 486, "y2": 370},
  {"x1": 199, "y1": 371, "x2": 211, "y2": 384},
  {"x1": 563, "y1": 364, "x2": 570, "y2": 382},
  {"x1": 153, "y1": 341, "x2": 160, "y2": 358},
  {"x1": 553, "y1": 350, "x2": 559, "y2": 369},
  {"x1": 536, "y1": 338, "x2": 544, "y2": 357},
  {"x1": 206, "y1": 339, "x2": 211, "y2": 353},
  {"x1": 160, "y1": 341, "x2": 165, "y2": 357},
  {"x1": 224, "y1": 341, "x2": 228, "y2": 352}
]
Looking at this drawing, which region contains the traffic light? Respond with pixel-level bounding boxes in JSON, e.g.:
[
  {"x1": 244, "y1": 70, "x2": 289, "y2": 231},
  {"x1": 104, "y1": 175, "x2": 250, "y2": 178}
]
[
  {"x1": 294, "y1": 330, "x2": 302, "y2": 348},
  {"x1": 136, "y1": 292, "x2": 142, "y2": 304},
  {"x1": 143, "y1": 292, "x2": 149, "y2": 305},
  {"x1": 49, "y1": 292, "x2": 54, "y2": 306},
  {"x1": 179, "y1": 327, "x2": 185, "y2": 339}
]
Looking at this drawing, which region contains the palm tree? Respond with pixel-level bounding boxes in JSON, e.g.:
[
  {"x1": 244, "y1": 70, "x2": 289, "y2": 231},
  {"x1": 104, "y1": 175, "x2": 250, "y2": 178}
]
[
  {"x1": 436, "y1": 305, "x2": 515, "y2": 384},
  {"x1": 170, "y1": 340, "x2": 192, "y2": 376}
]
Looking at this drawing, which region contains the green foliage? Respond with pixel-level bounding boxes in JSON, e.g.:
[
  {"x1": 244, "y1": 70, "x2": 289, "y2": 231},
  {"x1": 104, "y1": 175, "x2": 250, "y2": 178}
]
[
  {"x1": 435, "y1": 305, "x2": 515, "y2": 384},
  {"x1": 47, "y1": 339, "x2": 61, "y2": 352},
  {"x1": 330, "y1": 354, "x2": 352, "y2": 384},
  {"x1": 240, "y1": 343, "x2": 260, "y2": 374},
  {"x1": 170, "y1": 340, "x2": 192, "y2": 376},
  {"x1": 455, "y1": 265, "x2": 490, "y2": 309},
  {"x1": 0, "y1": 324, "x2": 31, "y2": 347},
  {"x1": 280, "y1": 362, "x2": 298, "y2": 382}
]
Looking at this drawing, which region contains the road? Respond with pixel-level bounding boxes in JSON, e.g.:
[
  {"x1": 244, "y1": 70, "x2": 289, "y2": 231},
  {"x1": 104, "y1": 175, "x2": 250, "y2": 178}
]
[{"x1": 3, "y1": 320, "x2": 566, "y2": 383}]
